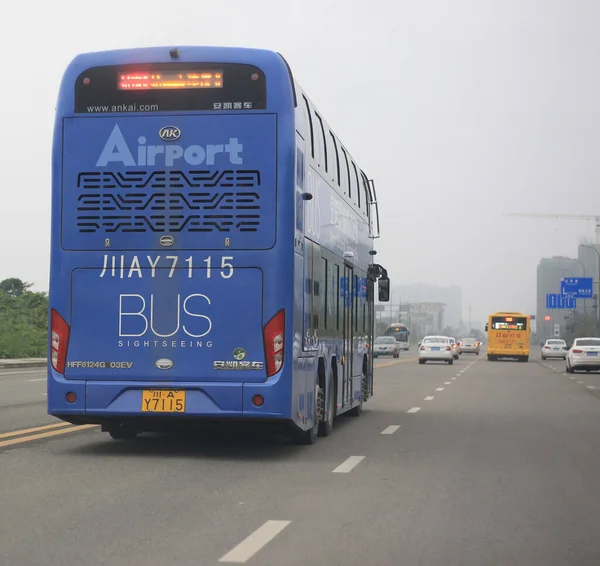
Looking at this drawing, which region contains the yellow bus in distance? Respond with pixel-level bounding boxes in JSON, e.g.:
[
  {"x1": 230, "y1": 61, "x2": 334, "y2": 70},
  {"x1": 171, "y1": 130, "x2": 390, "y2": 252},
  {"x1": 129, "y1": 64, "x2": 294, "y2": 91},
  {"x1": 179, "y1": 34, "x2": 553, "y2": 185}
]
[{"x1": 485, "y1": 312, "x2": 531, "y2": 362}]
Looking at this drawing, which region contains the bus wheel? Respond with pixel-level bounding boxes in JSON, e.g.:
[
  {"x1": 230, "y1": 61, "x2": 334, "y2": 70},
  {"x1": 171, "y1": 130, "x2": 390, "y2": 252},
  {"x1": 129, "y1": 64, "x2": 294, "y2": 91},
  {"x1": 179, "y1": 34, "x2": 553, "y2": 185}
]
[{"x1": 318, "y1": 375, "x2": 335, "y2": 437}]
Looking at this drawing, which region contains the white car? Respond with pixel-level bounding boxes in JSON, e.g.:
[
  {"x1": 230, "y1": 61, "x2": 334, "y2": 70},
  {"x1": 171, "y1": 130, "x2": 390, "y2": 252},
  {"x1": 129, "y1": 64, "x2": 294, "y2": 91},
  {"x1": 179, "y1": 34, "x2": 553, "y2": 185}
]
[
  {"x1": 541, "y1": 338, "x2": 568, "y2": 360},
  {"x1": 419, "y1": 336, "x2": 453, "y2": 364},
  {"x1": 448, "y1": 337, "x2": 459, "y2": 359},
  {"x1": 373, "y1": 336, "x2": 400, "y2": 358},
  {"x1": 566, "y1": 337, "x2": 600, "y2": 373}
]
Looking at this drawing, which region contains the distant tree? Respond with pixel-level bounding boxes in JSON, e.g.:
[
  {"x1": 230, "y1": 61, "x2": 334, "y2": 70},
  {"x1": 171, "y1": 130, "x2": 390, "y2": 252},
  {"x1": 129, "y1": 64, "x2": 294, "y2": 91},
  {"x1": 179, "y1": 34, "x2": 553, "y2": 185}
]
[
  {"x1": 0, "y1": 281, "x2": 48, "y2": 358},
  {"x1": 0, "y1": 278, "x2": 32, "y2": 298}
]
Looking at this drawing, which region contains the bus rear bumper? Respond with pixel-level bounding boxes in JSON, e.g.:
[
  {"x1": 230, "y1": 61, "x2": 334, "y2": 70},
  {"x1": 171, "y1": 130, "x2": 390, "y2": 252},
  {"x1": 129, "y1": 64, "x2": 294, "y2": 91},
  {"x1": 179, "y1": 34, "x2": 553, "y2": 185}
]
[{"x1": 47, "y1": 377, "x2": 293, "y2": 424}]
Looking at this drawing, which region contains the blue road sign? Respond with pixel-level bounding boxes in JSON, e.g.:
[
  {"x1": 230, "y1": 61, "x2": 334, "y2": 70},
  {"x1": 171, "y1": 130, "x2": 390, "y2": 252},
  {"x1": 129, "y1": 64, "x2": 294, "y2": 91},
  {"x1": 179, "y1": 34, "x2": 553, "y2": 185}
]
[
  {"x1": 546, "y1": 293, "x2": 576, "y2": 309},
  {"x1": 561, "y1": 277, "x2": 593, "y2": 298}
]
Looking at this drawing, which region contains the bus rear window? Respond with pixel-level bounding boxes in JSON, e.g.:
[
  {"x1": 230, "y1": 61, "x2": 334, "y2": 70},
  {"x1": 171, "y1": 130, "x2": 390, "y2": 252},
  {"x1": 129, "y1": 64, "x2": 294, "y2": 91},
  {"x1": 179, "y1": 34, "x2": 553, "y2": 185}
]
[
  {"x1": 74, "y1": 63, "x2": 266, "y2": 113},
  {"x1": 491, "y1": 316, "x2": 527, "y2": 331}
]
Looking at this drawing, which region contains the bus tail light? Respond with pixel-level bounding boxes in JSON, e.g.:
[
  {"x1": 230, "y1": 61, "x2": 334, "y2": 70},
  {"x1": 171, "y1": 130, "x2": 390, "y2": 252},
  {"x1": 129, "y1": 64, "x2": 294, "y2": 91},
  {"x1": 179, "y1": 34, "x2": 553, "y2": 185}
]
[
  {"x1": 264, "y1": 309, "x2": 285, "y2": 377},
  {"x1": 51, "y1": 308, "x2": 70, "y2": 374}
]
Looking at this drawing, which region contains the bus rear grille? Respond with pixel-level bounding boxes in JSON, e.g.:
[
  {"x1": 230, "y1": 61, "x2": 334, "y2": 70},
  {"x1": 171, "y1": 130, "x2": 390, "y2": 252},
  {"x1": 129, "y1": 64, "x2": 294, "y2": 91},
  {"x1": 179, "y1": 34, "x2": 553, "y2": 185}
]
[{"x1": 75, "y1": 169, "x2": 262, "y2": 233}]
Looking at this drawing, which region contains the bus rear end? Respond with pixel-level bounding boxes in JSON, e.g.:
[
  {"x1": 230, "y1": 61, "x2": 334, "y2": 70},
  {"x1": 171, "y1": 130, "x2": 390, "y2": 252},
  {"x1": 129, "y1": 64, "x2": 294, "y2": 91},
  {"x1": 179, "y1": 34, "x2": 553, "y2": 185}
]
[
  {"x1": 48, "y1": 47, "x2": 295, "y2": 437},
  {"x1": 486, "y1": 313, "x2": 531, "y2": 362}
]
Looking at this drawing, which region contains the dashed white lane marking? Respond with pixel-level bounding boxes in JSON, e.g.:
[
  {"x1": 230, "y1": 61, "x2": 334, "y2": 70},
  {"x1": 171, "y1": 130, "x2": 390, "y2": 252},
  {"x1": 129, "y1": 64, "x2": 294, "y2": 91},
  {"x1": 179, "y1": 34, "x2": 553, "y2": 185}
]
[
  {"x1": 451, "y1": 377, "x2": 457, "y2": 380},
  {"x1": 436, "y1": 387, "x2": 444, "y2": 391},
  {"x1": 578, "y1": 381, "x2": 584, "y2": 384},
  {"x1": 219, "y1": 520, "x2": 291, "y2": 563},
  {"x1": 381, "y1": 425, "x2": 401, "y2": 435},
  {"x1": 27, "y1": 378, "x2": 46, "y2": 382},
  {"x1": 332, "y1": 456, "x2": 366, "y2": 473},
  {"x1": 587, "y1": 386, "x2": 597, "y2": 390},
  {"x1": 424, "y1": 396, "x2": 434, "y2": 401},
  {"x1": 407, "y1": 407, "x2": 421, "y2": 413}
]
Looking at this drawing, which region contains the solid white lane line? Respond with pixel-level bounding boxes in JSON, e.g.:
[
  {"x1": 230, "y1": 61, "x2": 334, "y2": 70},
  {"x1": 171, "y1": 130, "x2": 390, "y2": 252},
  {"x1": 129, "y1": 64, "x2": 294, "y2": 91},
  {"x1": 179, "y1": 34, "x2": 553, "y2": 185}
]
[
  {"x1": 407, "y1": 407, "x2": 421, "y2": 413},
  {"x1": 219, "y1": 520, "x2": 291, "y2": 563},
  {"x1": 332, "y1": 456, "x2": 365, "y2": 473},
  {"x1": 424, "y1": 396, "x2": 434, "y2": 401},
  {"x1": 381, "y1": 425, "x2": 401, "y2": 435},
  {"x1": 436, "y1": 387, "x2": 444, "y2": 391}
]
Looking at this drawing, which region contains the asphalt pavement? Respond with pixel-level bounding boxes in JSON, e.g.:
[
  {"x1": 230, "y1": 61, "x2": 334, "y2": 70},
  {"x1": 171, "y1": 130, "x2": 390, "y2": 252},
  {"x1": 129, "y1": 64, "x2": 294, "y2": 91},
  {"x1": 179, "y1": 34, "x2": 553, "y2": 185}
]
[{"x1": 1, "y1": 348, "x2": 600, "y2": 565}]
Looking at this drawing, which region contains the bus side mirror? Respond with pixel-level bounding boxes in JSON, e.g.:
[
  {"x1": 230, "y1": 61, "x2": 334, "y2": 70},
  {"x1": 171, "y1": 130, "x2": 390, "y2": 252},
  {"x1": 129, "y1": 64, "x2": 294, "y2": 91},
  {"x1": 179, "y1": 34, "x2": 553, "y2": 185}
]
[{"x1": 378, "y1": 277, "x2": 390, "y2": 302}]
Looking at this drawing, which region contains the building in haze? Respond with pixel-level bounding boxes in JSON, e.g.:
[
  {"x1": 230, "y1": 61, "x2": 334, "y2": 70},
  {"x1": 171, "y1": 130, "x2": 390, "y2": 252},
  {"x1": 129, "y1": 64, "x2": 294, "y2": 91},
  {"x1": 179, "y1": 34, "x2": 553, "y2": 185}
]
[
  {"x1": 392, "y1": 283, "x2": 462, "y2": 328},
  {"x1": 536, "y1": 255, "x2": 587, "y2": 342}
]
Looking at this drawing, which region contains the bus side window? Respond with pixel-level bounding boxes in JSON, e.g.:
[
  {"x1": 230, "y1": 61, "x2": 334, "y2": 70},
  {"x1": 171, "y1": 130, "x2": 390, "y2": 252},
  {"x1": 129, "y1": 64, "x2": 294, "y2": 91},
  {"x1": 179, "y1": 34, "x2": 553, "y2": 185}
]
[
  {"x1": 314, "y1": 112, "x2": 329, "y2": 174},
  {"x1": 352, "y1": 161, "x2": 361, "y2": 208},
  {"x1": 301, "y1": 95, "x2": 314, "y2": 159},
  {"x1": 340, "y1": 146, "x2": 351, "y2": 199},
  {"x1": 329, "y1": 132, "x2": 341, "y2": 186}
]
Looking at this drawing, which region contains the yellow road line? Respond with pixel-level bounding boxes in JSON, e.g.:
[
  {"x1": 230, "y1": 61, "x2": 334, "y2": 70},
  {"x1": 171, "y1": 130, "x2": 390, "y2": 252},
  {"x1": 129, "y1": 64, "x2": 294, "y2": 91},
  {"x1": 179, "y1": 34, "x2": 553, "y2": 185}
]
[
  {"x1": 0, "y1": 422, "x2": 72, "y2": 440},
  {"x1": 0, "y1": 424, "x2": 97, "y2": 449},
  {"x1": 375, "y1": 356, "x2": 418, "y2": 368}
]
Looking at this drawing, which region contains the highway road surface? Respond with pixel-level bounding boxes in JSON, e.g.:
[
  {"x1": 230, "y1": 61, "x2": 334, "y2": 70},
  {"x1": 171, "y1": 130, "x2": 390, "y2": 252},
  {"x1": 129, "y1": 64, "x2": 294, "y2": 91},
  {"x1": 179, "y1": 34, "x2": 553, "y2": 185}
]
[{"x1": 2, "y1": 348, "x2": 600, "y2": 565}]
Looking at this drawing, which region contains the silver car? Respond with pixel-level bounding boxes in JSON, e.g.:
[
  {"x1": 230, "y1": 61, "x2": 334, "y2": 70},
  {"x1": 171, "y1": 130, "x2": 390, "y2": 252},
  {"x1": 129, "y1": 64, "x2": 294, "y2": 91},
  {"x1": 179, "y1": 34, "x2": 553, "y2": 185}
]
[
  {"x1": 458, "y1": 338, "x2": 480, "y2": 355},
  {"x1": 541, "y1": 338, "x2": 568, "y2": 360},
  {"x1": 373, "y1": 336, "x2": 400, "y2": 358}
]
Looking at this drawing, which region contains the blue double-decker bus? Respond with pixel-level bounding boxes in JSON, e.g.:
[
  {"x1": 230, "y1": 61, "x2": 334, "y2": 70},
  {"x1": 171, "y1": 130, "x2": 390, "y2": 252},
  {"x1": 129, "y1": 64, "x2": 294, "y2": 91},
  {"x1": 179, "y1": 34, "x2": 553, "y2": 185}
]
[{"x1": 48, "y1": 46, "x2": 390, "y2": 444}]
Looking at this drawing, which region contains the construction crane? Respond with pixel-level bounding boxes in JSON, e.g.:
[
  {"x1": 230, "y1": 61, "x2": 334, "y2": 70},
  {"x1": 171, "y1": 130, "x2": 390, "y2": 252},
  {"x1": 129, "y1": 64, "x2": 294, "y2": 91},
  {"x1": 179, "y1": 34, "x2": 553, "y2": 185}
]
[{"x1": 504, "y1": 213, "x2": 600, "y2": 245}]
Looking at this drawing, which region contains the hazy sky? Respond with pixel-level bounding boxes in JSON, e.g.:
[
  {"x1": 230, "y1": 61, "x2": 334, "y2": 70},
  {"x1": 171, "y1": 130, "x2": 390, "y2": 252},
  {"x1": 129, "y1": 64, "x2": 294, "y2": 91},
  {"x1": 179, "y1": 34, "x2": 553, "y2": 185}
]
[{"x1": 1, "y1": 0, "x2": 598, "y2": 324}]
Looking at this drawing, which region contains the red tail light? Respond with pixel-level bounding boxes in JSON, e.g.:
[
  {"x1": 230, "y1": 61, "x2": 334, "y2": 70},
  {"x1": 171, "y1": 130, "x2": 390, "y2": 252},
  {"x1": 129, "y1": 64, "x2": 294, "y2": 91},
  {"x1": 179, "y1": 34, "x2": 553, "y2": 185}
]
[
  {"x1": 263, "y1": 309, "x2": 285, "y2": 377},
  {"x1": 544, "y1": 346, "x2": 550, "y2": 349},
  {"x1": 572, "y1": 349, "x2": 583, "y2": 354},
  {"x1": 420, "y1": 346, "x2": 425, "y2": 351},
  {"x1": 446, "y1": 346, "x2": 451, "y2": 351},
  {"x1": 51, "y1": 308, "x2": 70, "y2": 374}
]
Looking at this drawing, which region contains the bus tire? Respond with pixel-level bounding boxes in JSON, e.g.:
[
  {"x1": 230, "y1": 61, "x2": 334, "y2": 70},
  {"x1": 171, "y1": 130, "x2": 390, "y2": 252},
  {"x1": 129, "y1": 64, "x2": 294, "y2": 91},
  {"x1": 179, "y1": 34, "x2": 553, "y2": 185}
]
[{"x1": 318, "y1": 374, "x2": 335, "y2": 437}]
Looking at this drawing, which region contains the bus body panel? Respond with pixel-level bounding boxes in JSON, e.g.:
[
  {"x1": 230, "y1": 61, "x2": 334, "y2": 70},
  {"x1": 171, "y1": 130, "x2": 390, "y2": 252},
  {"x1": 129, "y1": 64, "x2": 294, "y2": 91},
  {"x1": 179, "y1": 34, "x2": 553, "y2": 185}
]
[
  {"x1": 67, "y1": 266, "x2": 266, "y2": 383},
  {"x1": 61, "y1": 114, "x2": 277, "y2": 251}
]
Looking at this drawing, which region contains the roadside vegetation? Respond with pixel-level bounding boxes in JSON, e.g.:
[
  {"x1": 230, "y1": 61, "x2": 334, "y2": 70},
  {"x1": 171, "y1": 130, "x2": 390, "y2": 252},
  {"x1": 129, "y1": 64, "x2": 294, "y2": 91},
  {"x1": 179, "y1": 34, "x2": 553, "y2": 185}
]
[{"x1": 0, "y1": 278, "x2": 48, "y2": 359}]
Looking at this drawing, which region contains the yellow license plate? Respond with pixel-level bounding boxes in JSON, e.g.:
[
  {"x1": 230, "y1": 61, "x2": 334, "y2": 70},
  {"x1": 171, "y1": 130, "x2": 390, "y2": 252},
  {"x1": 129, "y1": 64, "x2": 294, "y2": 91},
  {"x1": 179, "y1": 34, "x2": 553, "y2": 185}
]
[{"x1": 141, "y1": 389, "x2": 186, "y2": 413}]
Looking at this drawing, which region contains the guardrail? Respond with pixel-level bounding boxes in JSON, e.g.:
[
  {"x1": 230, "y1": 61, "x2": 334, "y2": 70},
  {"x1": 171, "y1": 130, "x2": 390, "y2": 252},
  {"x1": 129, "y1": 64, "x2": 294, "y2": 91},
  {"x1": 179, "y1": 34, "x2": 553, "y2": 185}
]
[{"x1": 0, "y1": 358, "x2": 47, "y2": 369}]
